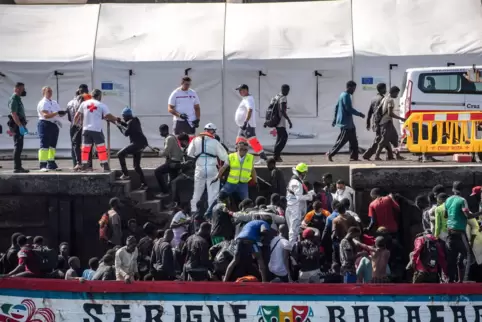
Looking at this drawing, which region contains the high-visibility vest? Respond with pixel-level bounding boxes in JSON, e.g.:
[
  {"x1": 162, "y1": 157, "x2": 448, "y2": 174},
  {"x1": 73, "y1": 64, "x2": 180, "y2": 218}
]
[{"x1": 227, "y1": 152, "x2": 253, "y2": 184}]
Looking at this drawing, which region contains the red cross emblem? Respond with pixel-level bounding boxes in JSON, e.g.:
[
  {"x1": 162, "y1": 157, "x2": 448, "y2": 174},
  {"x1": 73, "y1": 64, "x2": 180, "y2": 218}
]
[
  {"x1": 269, "y1": 128, "x2": 277, "y2": 137},
  {"x1": 87, "y1": 103, "x2": 97, "y2": 113}
]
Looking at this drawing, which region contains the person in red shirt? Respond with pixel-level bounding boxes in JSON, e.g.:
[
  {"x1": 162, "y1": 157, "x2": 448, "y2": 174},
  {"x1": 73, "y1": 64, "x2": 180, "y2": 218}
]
[
  {"x1": 408, "y1": 232, "x2": 447, "y2": 283},
  {"x1": 6, "y1": 235, "x2": 41, "y2": 278},
  {"x1": 367, "y1": 188, "x2": 400, "y2": 235}
]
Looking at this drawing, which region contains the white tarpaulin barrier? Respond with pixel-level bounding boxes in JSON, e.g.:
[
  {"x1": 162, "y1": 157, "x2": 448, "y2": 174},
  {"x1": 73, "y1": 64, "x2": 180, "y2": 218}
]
[
  {"x1": 223, "y1": 0, "x2": 353, "y2": 152},
  {"x1": 0, "y1": 5, "x2": 99, "y2": 154},
  {"x1": 353, "y1": 0, "x2": 482, "y2": 147},
  {"x1": 94, "y1": 3, "x2": 225, "y2": 150},
  {"x1": 1, "y1": 0, "x2": 482, "y2": 154}
]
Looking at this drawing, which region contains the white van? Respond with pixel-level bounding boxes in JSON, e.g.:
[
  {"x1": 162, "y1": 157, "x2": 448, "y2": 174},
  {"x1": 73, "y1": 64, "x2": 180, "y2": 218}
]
[{"x1": 399, "y1": 66, "x2": 482, "y2": 133}]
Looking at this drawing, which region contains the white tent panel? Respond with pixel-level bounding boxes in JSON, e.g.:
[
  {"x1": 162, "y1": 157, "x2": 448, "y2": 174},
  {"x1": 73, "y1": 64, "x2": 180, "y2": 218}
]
[
  {"x1": 225, "y1": 1, "x2": 353, "y2": 60},
  {"x1": 0, "y1": 5, "x2": 98, "y2": 153},
  {"x1": 353, "y1": 0, "x2": 482, "y2": 57},
  {"x1": 95, "y1": 3, "x2": 225, "y2": 62},
  {"x1": 224, "y1": 1, "x2": 353, "y2": 152},
  {"x1": 0, "y1": 5, "x2": 99, "y2": 62},
  {"x1": 353, "y1": 0, "x2": 482, "y2": 147},
  {"x1": 94, "y1": 4, "x2": 225, "y2": 149}
]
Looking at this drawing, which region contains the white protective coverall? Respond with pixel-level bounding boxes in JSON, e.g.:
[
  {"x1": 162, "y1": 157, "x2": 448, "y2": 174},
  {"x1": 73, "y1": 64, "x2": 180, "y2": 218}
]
[
  {"x1": 285, "y1": 169, "x2": 315, "y2": 244},
  {"x1": 187, "y1": 134, "x2": 228, "y2": 212}
]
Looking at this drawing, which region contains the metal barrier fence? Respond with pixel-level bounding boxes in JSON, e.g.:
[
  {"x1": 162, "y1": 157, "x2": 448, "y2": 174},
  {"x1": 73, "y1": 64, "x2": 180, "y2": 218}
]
[{"x1": 403, "y1": 112, "x2": 482, "y2": 153}]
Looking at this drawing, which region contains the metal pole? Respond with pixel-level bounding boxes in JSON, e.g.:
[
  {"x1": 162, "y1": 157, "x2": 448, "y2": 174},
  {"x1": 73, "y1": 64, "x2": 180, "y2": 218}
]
[
  {"x1": 314, "y1": 71, "x2": 322, "y2": 117},
  {"x1": 128, "y1": 69, "x2": 133, "y2": 108},
  {"x1": 389, "y1": 64, "x2": 398, "y2": 88},
  {"x1": 54, "y1": 71, "x2": 63, "y2": 102},
  {"x1": 107, "y1": 121, "x2": 111, "y2": 166},
  {"x1": 258, "y1": 71, "x2": 266, "y2": 116}
]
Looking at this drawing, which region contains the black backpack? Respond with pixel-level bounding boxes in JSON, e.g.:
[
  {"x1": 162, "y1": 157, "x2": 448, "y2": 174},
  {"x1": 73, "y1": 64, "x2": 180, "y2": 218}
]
[
  {"x1": 264, "y1": 95, "x2": 282, "y2": 128},
  {"x1": 32, "y1": 247, "x2": 58, "y2": 273},
  {"x1": 420, "y1": 236, "x2": 438, "y2": 269},
  {"x1": 372, "y1": 97, "x2": 387, "y2": 131}
]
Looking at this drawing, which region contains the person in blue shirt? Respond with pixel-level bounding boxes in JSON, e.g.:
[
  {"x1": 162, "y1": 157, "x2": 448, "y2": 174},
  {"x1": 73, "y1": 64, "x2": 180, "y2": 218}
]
[
  {"x1": 223, "y1": 219, "x2": 271, "y2": 282},
  {"x1": 327, "y1": 81, "x2": 365, "y2": 162},
  {"x1": 322, "y1": 200, "x2": 341, "y2": 265},
  {"x1": 82, "y1": 257, "x2": 99, "y2": 280}
]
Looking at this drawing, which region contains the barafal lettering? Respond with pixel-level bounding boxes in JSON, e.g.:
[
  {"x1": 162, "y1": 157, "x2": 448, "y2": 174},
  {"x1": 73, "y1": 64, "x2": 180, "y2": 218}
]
[
  {"x1": 1, "y1": 296, "x2": 482, "y2": 321},
  {"x1": 73, "y1": 301, "x2": 482, "y2": 322}
]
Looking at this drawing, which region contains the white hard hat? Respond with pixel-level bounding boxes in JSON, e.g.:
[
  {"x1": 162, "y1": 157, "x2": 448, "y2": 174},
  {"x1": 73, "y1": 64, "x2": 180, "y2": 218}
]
[{"x1": 204, "y1": 123, "x2": 217, "y2": 130}]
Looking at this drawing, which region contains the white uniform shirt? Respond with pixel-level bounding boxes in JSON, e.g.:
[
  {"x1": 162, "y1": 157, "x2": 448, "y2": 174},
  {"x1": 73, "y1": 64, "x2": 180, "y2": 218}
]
[
  {"x1": 187, "y1": 135, "x2": 228, "y2": 169},
  {"x1": 79, "y1": 99, "x2": 110, "y2": 132},
  {"x1": 37, "y1": 97, "x2": 61, "y2": 123},
  {"x1": 168, "y1": 87, "x2": 200, "y2": 125},
  {"x1": 115, "y1": 246, "x2": 138, "y2": 281},
  {"x1": 235, "y1": 95, "x2": 256, "y2": 127}
]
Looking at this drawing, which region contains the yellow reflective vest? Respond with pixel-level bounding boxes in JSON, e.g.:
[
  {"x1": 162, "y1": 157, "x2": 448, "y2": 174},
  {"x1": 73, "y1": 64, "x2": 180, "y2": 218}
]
[{"x1": 227, "y1": 152, "x2": 254, "y2": 184}]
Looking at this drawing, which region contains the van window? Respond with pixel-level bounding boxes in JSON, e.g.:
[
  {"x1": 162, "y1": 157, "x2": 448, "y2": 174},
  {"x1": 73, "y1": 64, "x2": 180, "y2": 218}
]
[
  {"x1": 418, "y1": 73, "x2": 462, "y2": 94},
  {"x1": 471, "y1": 82, "x2": 482, "y2": 94}
]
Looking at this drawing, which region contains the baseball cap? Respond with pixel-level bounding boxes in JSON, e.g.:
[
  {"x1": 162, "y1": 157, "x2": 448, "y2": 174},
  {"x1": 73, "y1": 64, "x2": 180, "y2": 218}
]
[
  {"x1": 236, "y1": 84, "x2": 249, "y2": 91},
  {"x1": 471, "y1": 186, "x2": 482, "y2": 196},
  {"x1": 302, "y1": 228, "x2": 314, "y2": 239}
]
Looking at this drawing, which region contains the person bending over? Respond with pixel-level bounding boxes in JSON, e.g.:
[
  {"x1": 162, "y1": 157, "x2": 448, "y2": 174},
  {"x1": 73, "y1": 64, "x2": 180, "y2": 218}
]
[{"x1": 115, "y1": 107, "x2": 148, "y2": 189}]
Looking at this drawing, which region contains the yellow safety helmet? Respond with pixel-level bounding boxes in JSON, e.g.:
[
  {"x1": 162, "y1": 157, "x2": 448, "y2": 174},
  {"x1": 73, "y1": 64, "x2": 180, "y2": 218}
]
[{"x1": 295, "y1": 162, "x2": 308, "y2": 173}]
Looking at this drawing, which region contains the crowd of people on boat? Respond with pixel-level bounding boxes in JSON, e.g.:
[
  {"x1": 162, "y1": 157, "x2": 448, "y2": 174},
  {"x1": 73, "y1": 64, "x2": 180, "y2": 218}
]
[{"x1": 2, "y1": 176, "x2": 482, "y2": 284}]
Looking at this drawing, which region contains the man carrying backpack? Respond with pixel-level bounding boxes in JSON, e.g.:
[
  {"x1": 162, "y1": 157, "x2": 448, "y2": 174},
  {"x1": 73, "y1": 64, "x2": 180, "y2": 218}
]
[
  {"x1": 265, "y1": 84, "x2": 293, "y2": 162},
  {"x1": 408, "y1": 231, "x2": 448, "y2": 283},
  {"x1": 99, "y1": 198, "x2": 123, "y2": 251},
  {"x1": 374, "y1": 86, "x2": 405, "y2": 161},
  {"x1": 362, "y1": 83, "x2": 387, "y2": 160}
]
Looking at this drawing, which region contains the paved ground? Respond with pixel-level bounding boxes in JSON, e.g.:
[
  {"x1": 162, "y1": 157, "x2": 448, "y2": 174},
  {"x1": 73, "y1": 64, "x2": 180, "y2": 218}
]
[{"x1": 0, "y1": 153, "x2": 475, "y2": 172}]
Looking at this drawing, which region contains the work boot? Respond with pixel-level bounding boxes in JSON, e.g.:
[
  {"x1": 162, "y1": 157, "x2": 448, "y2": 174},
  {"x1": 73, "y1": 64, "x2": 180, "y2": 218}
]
[{"x1": 102, "y1": 163, "x2": 111, "y2": 172}]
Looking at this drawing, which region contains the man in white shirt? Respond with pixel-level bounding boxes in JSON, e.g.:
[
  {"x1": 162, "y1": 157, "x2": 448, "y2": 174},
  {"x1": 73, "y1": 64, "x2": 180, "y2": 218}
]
[
  {"x1": 187, "y1": 123, "x2": 228, "y2": 213},
  {"x1": 115, "y1": 236, "x2": 139, "y2": 283},
  {"x1": 37, "y1": 86, "x2": 66, "y2": 171},
  {"x1": 334, "y1": 180, "x2": 355, "y2": 211},
  {"x1": 168, "y1": 76, "x2": 201, "y2": 135},
  {"x1": 235, "y1": 84, "x2": 267, "y2": 165},
  {"x1": 269, "y1": 232, "x2": 292, "y2": 282},
  {"x1": 74, "y1": 89, "x2": 117, "y2": 172}
]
